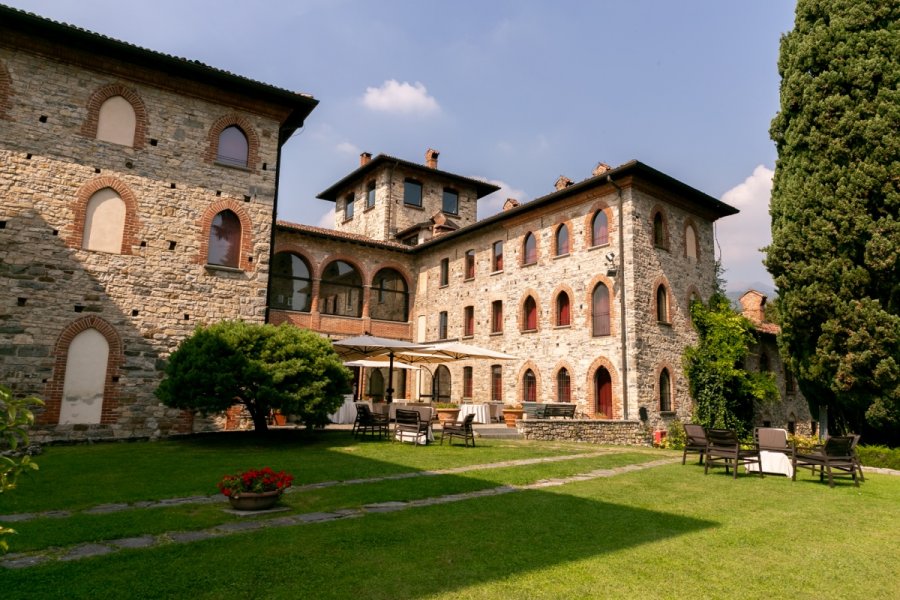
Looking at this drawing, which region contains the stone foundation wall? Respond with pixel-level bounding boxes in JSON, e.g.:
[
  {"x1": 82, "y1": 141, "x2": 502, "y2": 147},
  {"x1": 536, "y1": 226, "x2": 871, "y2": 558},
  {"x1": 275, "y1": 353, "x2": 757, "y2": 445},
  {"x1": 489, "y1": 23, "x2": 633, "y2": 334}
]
[{"x1": 519, "y1": 419, "x2": 651, "y2": 446}]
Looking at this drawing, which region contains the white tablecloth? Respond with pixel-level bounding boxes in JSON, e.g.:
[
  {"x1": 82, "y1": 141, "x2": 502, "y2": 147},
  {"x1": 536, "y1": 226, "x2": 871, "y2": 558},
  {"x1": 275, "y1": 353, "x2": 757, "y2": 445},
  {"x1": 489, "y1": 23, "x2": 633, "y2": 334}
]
[
  {"x1": 330, "y1": 397, "x2": 369, "y2": 425},
  {"x1": 746, "y1": 450, "x2": 793, "y2": 477},
  {"x1": 458, "y1": 403, "x2": 491, "y2": 424}
]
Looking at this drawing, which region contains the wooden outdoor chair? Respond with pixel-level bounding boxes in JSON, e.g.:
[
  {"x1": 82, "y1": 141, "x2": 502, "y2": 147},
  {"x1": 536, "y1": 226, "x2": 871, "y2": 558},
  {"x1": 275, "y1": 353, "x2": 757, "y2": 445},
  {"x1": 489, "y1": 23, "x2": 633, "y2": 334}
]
[
  {"x1": 792, "y1": 435, "x2": 860, "y2": 488},
  {"x1": 353, "y1": 403, "x2": 389, "y2": 440},
  {"x1": 755, "y1": 427, "x2": 791, "y2": 454},
  {"x1": 850, "y1": 434, "x2": 865, "y2": 482},
  {"x1": 394, "y1": 408, "x2": 430, "y2": 445},
  {"x1": 704, "y1": 428, "x2": 762, "y2": 478},
  {"x1": 441, "y1": 413, "x2": 476, "y2": 447},
  {"x1": 682, "y1": 424, "x2": 708, "y2": 465}
]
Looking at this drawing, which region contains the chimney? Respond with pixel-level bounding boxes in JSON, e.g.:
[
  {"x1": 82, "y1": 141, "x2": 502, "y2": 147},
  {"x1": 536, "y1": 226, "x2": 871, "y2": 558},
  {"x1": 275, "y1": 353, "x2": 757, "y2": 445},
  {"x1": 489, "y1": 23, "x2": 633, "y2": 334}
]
[
  {"x1": 502, "y1": 198, "x2": 520, "y2": 211},
  {"x1": 592, "y1": 162, "x2": 611, "y2": 177},
  {"x1": 425, "y1": 148, "x2": 440, "y2": 169},
  {"x1": 555, "y1": 175, "x2": 573, "y2": 191},
  {"x1": 359, "y1": 152, "x2": 372, "y2": 167}
]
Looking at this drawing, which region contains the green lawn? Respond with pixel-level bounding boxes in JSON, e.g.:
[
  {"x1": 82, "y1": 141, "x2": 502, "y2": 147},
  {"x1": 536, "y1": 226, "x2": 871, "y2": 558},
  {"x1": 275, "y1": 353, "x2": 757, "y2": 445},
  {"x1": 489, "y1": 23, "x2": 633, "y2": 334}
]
[{"x1": 2, "y1": 431, "x2": 898, "y2": 599}]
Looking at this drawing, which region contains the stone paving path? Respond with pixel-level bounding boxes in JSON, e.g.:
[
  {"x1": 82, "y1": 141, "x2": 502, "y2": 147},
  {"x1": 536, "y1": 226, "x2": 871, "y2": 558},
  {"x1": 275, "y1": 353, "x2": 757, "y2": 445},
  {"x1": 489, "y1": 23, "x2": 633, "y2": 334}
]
[{"x1": 0, "y1": 453, "x2": 677, "y2": 570}]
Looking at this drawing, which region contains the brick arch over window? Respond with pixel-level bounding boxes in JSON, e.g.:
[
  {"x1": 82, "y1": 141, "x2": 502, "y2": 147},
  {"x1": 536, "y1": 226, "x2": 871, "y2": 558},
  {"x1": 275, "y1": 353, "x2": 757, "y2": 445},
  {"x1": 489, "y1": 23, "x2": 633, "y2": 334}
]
[
  {"x1": 68, "y1": 177, "x2": 141, "y2": 255},
  {"x1": 0, "y1": 60, "x2": 12, "y2": 120},
  {"x1": 553, "y1": 360, "x2": 576, "y2": 403},
  {"x1": 585, "y1": 274, "x2": 617, "y2": 336},
  {"x1": 683, "y1": 217, "x2": 701, "y2": 260},
  {"x1": 197, "y1": 200, "x2": 255, "y2": 270},
  {"x1": 80, "y1": 83, "x2": 149, "y2": 149},
  {"x1": 586, "y1": 356, "x2": 621, "y2": 419},
  {"x1": 584, "y1": 201, "x2": 615, "y2": 248},
  {"x1": 650, "y1": 204, "x2": 671, "y2": 250},
  {"x1": 650, "y1": 275, "x2": 674, "y2": 324},
  {"x1": 516, "y1": 361, "x2": 543, "y2": 403},
  {"x1": 206, "y1": 114, "x2": 261, "y2": 171},
  {"x1": 39, "y1": 316, "x2": 123, "y2": 425},
  {"x1": 654, "y1": 361, "x2": 679, "y2": 414},
  {"x1": 519, "y1": 288, "x2": 541, "y2": 332},
  {"x1": 551, "y1": 284, "x2": 575, "y2": 327}
]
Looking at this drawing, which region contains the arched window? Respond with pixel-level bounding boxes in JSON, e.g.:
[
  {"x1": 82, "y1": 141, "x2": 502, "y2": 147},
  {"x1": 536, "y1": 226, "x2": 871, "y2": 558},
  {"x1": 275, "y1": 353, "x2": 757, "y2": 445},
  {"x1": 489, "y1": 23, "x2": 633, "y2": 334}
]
[
  {"x1": 434, "y1": 365, "x2": 451, "y2": 402},
  {"x1": 491, "y1": 365, "x2": 503, "y2": 402},
  {"x1": 656, "y1": 285, "x2": 669, "y2": 323},
  {"x1": 83, "y1": 188, "x2": 126, "y2": 253},
  {"x1": 557, "y1": 368, "x2": 571, "y2": 403},
  {"x1": 653, "y1": 211, "x2": 668, "y2": 248},
  {"x1": 685, "y1": 224, "x2": 698, "y2": 260},
  {"x1": 217, "y1": 125, "x2": 249, "y2": 167},
  {"x1": 59, "y1": 328, "x2": 109, "y2": 424},
  {"x1": 523, "y1": 296, "x2": 537, "y2": 331},
  {"x1": 556, "y1": 292, "x2": 571, "y2": 326},
  {"x1": 595, "y1": 367, "x2": 612, "y2": 417},
  {"x1": 368, "y1": 369, "x2": 385, "y2": 401},
  {"x1": 464, "y1": 249, "x2": 476, "y2": 279},
  {"x1": 592, "y1": 283, "x2": 610, "y2": 336},
  {"x1": 591, "y1": 211, "x2": 609, "y2": 247},
  {"x1": 555, "y1": 224, "x2": 570, "y2": 256},
  {"x1": 370, "y1": 268, "x2": 409, "y2": 322},
  {"x1": 319, "y1": 260, "x2": 363, "y2": 317},
  {"x1": 207, "y1": 210, "x2": 242, "y2": 267},
  {"x1": 271, "y1": 252, "x2": 312, "y2": 312},
  {"x1": 492, "y1": 241, "x2": 504, "y2": 271},
  {"x1": 659, "y1": 369, "x2": 672, "y2": 412},
  {"x1": 523, "y1": 232, "x2": 537, "y2": 265},
  {"x1": 523, "y1": 369, "x2": 537, "y2": 403},
  {"x1": 96, "y1": 96, "x2": 136, "y2": 146},
  {"x1": 463, "y1": 366, "x2": 473, "y2": 399}
]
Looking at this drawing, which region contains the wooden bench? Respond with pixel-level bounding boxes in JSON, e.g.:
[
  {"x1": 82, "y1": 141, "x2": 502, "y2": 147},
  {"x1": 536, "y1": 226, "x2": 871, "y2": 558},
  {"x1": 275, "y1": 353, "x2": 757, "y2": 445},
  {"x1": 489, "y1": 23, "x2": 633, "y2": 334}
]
[{"x1": 522, "y1": 402, "x2": 576, "y2": 419}]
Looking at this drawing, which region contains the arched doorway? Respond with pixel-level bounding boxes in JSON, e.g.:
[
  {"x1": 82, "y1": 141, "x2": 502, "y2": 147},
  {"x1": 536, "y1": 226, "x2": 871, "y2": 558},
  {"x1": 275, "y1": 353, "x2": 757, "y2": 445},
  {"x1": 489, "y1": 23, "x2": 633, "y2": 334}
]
[
  {"x1": 433, "y1": 365, "x2": 451, "y2": 402},
  {"x1": 595, "y1": 367, "x2": 612, "y2": 418}
]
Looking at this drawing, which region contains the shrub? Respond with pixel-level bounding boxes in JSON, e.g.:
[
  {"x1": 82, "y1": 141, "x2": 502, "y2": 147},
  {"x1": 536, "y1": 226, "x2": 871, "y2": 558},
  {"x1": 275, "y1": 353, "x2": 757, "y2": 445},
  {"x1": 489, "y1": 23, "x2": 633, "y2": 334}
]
[
  {"x1": 857, "y1": 445, "x2": 900, "y2": 470},
  {"x1": 662, "y1": 419, "x2": 687, "y2": 450}
]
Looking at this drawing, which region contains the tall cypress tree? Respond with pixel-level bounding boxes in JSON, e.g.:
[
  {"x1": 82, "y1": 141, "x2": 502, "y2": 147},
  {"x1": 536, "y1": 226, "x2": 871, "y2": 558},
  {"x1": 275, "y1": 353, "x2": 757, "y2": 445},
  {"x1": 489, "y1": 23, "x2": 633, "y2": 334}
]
[{"x1": 766, "y1": 0, "x2": 900, "y2": 439}]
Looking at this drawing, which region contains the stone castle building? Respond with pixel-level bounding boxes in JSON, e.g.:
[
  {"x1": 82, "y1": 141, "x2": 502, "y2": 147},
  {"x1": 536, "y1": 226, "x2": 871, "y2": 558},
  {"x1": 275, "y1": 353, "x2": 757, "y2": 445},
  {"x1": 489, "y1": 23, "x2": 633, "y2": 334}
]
[
  {"x1": 2, "y1": 7, "x2": 805, "y2": 443},
  {"x1": 0, "y1": 7, "x2": 316, "y2": 440}
]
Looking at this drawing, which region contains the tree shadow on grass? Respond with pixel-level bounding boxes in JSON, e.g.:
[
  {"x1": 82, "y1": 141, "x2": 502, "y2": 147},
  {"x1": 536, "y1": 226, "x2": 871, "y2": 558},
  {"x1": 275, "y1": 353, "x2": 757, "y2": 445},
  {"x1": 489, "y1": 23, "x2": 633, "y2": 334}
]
[{"x1": 2, "y1": 441, "x2": 717, "y2": 599}]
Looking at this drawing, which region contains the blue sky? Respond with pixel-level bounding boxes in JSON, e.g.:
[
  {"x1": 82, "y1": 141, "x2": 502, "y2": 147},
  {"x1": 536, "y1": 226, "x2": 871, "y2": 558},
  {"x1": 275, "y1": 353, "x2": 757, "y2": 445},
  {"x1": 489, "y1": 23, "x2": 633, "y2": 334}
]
[{"x1": 7, "y1": 1, "x2": 797, "y2": 293}]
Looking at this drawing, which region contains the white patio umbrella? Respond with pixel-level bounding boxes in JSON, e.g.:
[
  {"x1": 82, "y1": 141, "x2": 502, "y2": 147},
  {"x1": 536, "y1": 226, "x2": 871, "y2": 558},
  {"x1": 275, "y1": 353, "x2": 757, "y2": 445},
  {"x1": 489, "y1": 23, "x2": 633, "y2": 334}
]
[
  {"x1": 421, "y1": 341, "x2": 518, "y2": 361},
  {"x1": 343, "y1": 359, "x2": 420, "y2": 370},
  {"x1": 332, "y1": 334, "x2": 429, "y2": 402}
]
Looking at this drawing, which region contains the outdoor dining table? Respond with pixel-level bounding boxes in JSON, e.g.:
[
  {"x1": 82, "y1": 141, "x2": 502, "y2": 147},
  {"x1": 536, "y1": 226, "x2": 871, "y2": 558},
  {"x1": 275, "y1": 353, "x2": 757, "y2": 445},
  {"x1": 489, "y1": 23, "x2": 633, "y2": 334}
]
[
  {"x1": 329, "y1": 396, "x2": 368, "y2": 425},
  {"x1": 458, "y1": 403, "x2": 491, "y2": 424},
  {"x1": 746, "y1": 450, "x2": 794, "y2": 477}
]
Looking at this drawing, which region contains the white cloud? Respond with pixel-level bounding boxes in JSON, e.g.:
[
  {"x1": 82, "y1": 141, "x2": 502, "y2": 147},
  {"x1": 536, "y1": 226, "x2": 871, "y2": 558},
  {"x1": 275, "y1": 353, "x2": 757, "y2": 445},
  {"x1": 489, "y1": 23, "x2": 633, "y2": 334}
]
[
  {"x1": 717, "y1": 165, "x2": 775, "y2": 293},
  {"x1": 361, "y1": 80, "x2": 440, "y2": 115},
  {"x1": 335, "y1": 141, "x2": 360, "y2": 155},
  {"x1": 475, "y1": 179, "x2": 529, "y2": 220},
  {"x1": 316, "y1": 208, "x2": 335, "y2": 229}
]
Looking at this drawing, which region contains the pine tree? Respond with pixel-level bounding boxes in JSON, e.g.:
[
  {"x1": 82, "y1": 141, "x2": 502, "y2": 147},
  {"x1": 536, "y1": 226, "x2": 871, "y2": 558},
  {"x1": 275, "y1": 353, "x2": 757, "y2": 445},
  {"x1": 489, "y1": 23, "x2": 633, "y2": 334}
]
[{"x1": 766, "y1": 0, "x2": 900, "y2": 439}]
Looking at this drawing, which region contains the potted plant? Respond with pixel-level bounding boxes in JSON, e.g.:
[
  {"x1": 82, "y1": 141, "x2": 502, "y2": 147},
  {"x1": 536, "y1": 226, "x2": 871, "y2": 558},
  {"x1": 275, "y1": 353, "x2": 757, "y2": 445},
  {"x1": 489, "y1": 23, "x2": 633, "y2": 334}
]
[
  {"x1": 502, "y1": 403, "x2": 524, "y2": 428},
  {"x1": 218, "y1": 467, "x2": 294, "y2": 511},
  {"x1": 434, "y1": 402, "x2": 460, "y2": 426}
]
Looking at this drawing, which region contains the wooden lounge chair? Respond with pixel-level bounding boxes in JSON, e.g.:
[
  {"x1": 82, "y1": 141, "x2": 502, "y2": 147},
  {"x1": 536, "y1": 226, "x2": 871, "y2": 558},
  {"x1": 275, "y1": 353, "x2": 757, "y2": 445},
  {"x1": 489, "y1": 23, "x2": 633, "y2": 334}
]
[
  {"x1": 682, "y1": 424, "x2": 708, "y2": 465},
  {"x1": 792, "y1": 435, "x2": 860, "y2": 488},
  {"x1": 704, "y1": 428, "x2": 762, "y2": 478},
  {"x1": 394, "y1": 408, "x2": 430, "y2": 445},
  {"x1": 441, "y1": 413, "x2": 476, "y2": 447},
  {"x1": 354, "y1": 403, "x2": 389, "y2": 440}
]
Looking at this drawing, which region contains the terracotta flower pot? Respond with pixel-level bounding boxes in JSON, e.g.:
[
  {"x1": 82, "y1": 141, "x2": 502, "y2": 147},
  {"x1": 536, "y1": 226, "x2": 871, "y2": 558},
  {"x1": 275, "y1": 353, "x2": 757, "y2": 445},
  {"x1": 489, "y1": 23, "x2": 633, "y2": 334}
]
[
  {"x1": 227, "y1": 490, "x2": 281, "y2": 511},
  {"x1": 436, "y1": 408, "x2": 461, "y2": 426},
  {"x1": 502, "y1": 409, "x2": 524, "y2": 428}
]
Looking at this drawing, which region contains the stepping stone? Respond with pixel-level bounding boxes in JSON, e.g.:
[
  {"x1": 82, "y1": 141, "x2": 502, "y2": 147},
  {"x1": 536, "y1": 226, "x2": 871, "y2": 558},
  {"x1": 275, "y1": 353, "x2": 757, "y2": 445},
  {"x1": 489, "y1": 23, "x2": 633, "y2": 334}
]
[
  {"x1": 109, "y1": 535, "x2": 156, "y2": 549},
  {"x1": 169, "y1": 531, "x2": 218, "y2": 544},
  {"x1": 1, "y1": 554, "x2": 50, "y2": 569},
  {"x1": 59, "y1": 543, "x2": 114, "y2": 561},
  {"x1": 85, "y1": 503, "x2": 130, "y2": 514}
]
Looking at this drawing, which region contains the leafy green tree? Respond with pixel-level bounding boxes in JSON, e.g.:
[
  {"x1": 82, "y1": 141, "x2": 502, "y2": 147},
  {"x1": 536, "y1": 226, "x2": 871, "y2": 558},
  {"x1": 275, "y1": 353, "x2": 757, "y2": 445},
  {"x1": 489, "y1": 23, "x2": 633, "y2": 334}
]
[
  {"x1": 766, "y1": 0, "x2": 900, "y2": 438},
  {"x1": 1, "y1": 385, "x2": 43, "y2": 553},
  {"x1": 683, "y1": 294, "x2": 778, "y2": 439},
  {"x1": 156, "y1": 322, "x2": 351, "y2": 433}
]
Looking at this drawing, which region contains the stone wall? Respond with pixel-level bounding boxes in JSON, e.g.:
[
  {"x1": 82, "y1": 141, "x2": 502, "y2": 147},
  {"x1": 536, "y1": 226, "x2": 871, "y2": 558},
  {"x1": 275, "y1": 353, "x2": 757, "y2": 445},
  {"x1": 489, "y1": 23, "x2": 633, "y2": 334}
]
[
  {"x1": 0, "y1": 41, "x2": 287, "y2": 442},
  {"x1": 519, "y1": 419, "x2": 652, "y2": 446}
]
